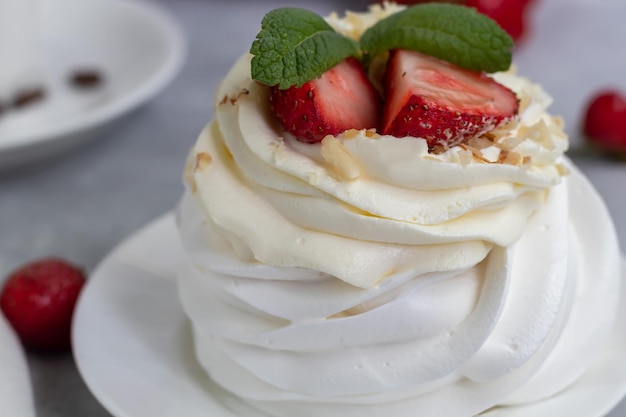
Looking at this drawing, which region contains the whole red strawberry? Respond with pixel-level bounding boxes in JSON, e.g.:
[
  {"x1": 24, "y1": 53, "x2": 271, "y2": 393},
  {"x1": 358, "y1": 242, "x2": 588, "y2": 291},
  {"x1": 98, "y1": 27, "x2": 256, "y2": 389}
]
[
  {"x1": 269, "y1": 57, "x2": 380, "y2": 143},
  {"x1": 0, "y1": 258, "x2": 86, "y2": 353},
  {"x1": 381, "y1": 50, "x2": 518, "y2": 148},
  {"x1": 583, "y1": 90, "x2": 626, "y2": 153},
  {"x1": 466, "y1": 0, "x2": 533, "y2": 43},
  {"x1": 374, "y1": 0, "x2": 534, "y2": 42}
]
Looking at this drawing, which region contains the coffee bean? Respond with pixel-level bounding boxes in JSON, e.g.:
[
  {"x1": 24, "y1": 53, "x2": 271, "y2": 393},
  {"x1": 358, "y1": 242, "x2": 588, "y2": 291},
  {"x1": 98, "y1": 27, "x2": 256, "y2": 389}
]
[
  {"x1": 70, "y1": 70, "x2": 104, "y2": 88},
  {"x1": 13, "y1": 88, "x2": 46, "y2": 108}
]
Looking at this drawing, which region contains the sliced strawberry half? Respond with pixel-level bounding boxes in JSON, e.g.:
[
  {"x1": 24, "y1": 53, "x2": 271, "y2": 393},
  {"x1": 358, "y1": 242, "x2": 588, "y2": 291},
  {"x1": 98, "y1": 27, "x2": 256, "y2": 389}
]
[
  {"x1": 269, "y1": 57, "x2": 381, "y2": 144},
  {"x1": 381, "y1": 50, "x2": 519, "y2": 149}
]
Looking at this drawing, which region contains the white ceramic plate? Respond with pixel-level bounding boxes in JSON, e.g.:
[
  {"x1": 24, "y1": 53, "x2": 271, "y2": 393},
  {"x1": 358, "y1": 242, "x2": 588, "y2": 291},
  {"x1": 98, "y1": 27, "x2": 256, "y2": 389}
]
[
  {"x1": 72, "y1": 213, "x2": 626, "y2": 417},
  {"x1": 0, "y1": 0, "x2": 185, "y2": 170},
  {"x1": 0, "y1": 313, "x2": 35, "y2": 417}
]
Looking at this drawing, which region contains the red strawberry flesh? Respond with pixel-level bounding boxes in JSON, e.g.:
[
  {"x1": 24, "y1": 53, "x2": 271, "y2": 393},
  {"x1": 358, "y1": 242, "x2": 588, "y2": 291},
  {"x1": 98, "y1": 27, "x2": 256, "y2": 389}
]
[
  {"x1": 381, "y1": 50, "x2": 519, "y2": 149},
  {"x1": 269, "y1": 57, "x2": 380, "y2": 144}
]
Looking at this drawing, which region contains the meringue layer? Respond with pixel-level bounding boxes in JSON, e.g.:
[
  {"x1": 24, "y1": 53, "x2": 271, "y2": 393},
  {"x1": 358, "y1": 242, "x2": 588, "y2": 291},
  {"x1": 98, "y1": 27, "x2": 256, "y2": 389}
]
[{"x1": 178, "y1": 162, "x2": 620, "y2": 416}]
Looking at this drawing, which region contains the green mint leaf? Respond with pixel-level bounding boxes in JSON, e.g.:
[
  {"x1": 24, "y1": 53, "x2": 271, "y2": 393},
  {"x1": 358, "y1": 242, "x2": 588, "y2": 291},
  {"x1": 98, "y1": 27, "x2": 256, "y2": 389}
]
[
  {"x1": 250, "y1": 8, "x2": 360, "y2": 89},
  {"x1": 360, "y1": 4, "x2": 513, "y2": 73}
]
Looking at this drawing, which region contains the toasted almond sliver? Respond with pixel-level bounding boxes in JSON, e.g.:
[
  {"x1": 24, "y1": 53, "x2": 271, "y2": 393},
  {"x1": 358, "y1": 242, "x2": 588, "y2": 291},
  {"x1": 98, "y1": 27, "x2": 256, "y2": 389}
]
[
  {"x1": 468, "y1": 136, "x2": 494, "y2": 150},
  {"x1": 364, "y1": 128, "x2": 379, "y2": 138},
  {"x1": 503, "y1": 151, "x2": 523, "y2": 165},
  {"x1": 481, "y1": 146, "x2": 502, "y2": 163},
  {"x1": 552, "y1": 115, "x2": 565, "y2": 129},
  {"x1": 321, "y1": 136, "x2": 361, "y2": 180},
  {"x1": 343, "y1": 129, "x2": 360, "y2": 140},
  {"x1": 556, "y1": 163, "x2": 570, "y2": 176}
]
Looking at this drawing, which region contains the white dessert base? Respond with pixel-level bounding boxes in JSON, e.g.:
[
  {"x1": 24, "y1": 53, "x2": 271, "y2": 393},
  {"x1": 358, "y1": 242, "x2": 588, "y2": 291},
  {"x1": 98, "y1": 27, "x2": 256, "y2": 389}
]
[{"x1": 73, "y1": 212, "x2": 626, "y2": 417}]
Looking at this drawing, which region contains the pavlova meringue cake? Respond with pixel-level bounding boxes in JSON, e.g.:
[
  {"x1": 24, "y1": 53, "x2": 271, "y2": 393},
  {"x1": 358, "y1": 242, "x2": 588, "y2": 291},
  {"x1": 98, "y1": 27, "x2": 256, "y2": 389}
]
[{"x1": 177, "y1": 3, "x2": 623, "y2": 416}]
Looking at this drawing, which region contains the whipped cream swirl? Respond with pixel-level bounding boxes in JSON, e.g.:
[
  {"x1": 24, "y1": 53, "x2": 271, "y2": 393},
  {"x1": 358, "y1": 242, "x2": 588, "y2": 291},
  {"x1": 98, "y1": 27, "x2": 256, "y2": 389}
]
[
  {"x1": 179, "y1": 164, "x2": 620, "y2": 416},
  {"x1": 183, "y1": 49, "x2": 567, "y2": 289}
]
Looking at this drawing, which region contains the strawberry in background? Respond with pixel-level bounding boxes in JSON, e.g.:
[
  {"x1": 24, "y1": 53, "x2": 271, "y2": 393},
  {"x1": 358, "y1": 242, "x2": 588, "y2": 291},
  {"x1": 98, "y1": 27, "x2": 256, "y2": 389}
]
[
  {"x1": 1, "y1": 258, "x2": 86, "y2": 353},
  {"x1": 374, "y1": 0, "x2": 537, "y2": 43},
  {"x1": 583, "y1": 90, "x2": 626, "y2": 155},
  {"x1": 466, "y1": 0, "x2": 535, "y2": 43}
]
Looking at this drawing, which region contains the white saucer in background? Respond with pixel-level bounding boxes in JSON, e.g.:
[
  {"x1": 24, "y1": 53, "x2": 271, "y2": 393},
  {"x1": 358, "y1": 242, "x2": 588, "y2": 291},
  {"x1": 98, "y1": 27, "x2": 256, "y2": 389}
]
[
  {"x1": 0, "y1": 313, "x2": 35, "y2": 417},
  {"x1": 0, "y1": 0, "x2": 185, "y2": 170},
  {"x1": 72, "y1": 213, "x2": 626, "y2": 417}
]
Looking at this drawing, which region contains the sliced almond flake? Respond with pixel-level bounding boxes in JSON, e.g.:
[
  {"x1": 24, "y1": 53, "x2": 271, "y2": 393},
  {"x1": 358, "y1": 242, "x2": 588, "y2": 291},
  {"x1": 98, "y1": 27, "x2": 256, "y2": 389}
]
[
  {"x1": 458, "y1": 149, "x2": 474, "y2": 164},
  {"x1": 549, "y1": 126, "x2": 568, "y2": 141},
  {"x1": 448, "y1": 146, "x2": 473, "y2": 164},
  {"x1": 364, "y1": 128, "x2": 380, "y2": 138},
  {"x1": 472, "y1": 151, "x2": 490, "y2": 164},
  {"x1": 468, "y1": 136, "x2": 494, "y2": 150},
  {"x1": 498, "y1": 136, "x2": 524, "y2": 151},
  {"x1": 501, "y1": 150, "x2": 523, "y2": 165},
  {"x1": 516, "y1": 125, "x2": 531, "y2": 138},
  {"x1": 321, "y1": 135, "x2": 362, "y2": 180},
  {"x1": 459, "y1": 144, "x2": 487, "y2": 163},
  {"x1": 342, "y1": 129, "x2": 360, "y2": 140},
  {"x1": 491, "y1": 118, "x2": 519, "y2": 137},
  {"x1": 423, "y1": 154, "x2": 443, "y2": 162},
  {"x1": 335, "y1": 22, "x2": 355, "y2": 40},
  {"x1": 551, "y1": 115, "x2": 565, "y2": 129},
  {"x1": 481, "y1": 146, "x2": 501, "y2": 163},
  {"x1": 548, "y1": 117, "x2": 568, "y2": 141},
  {"x1": 520, "y1": 119, "x2": 555, "y2": 150},
  {"x1": 268, "y1": 137, "x2": 287, "y2": 160},
  {"x1": 556, "y1": 163, "x2": 570, "y2": 176},
  {"x1": 195, "y1": 152, "x2": 213, "y2": 172}
]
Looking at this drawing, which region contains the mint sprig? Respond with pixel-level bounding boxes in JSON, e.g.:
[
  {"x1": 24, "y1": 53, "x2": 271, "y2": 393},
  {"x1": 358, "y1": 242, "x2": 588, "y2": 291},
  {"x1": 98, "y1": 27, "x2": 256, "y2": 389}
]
[
  {"x1": 360, "y1": 4, "x2": 513, "y2": 73},
  {"x1": 250, "y1": 8, "x2": 360, "y2": 89},
  {"x1": 250, "y1": 4, "x2": 513, "y2": 89}
]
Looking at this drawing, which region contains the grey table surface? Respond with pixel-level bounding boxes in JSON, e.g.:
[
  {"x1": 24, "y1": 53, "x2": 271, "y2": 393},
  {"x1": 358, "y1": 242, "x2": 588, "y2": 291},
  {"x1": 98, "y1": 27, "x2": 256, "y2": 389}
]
[{"x1": 1, "y1": 0, "x2": 626, "y2": 416}]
